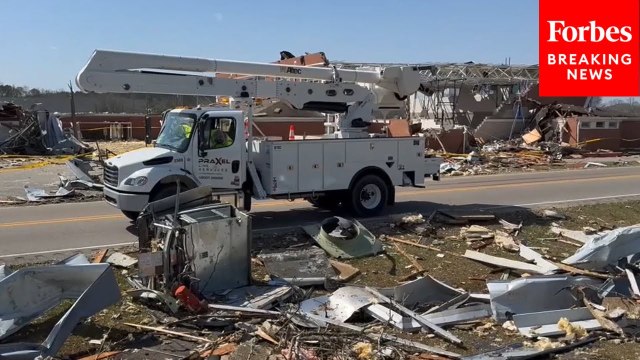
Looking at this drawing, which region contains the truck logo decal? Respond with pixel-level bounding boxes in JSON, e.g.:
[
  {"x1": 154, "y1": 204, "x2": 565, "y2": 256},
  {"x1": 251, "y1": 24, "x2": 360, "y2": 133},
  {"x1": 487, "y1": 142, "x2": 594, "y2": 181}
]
[
  {"x1": 280, "y1": 66, "x2": 302, "y2": 75},
  {"x1": 199, "y1": 157, "x2": 231, "y2": 165}
]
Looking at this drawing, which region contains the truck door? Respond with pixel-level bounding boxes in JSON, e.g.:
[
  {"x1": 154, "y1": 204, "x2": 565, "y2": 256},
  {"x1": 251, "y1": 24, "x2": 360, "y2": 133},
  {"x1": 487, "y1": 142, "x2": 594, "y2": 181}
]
[{"x1": 193, "y1": 113, "x2": 244, "y2": 190}]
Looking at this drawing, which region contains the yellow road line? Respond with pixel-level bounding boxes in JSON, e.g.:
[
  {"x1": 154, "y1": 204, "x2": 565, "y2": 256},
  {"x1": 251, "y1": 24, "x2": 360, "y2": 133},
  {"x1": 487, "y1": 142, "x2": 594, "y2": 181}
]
[
  {"x1": 0, "y1": 214, "x2": 123, "y2": 228},
  {"x1": 1, "y1": 173, "x2": 638, "y2": 228}
]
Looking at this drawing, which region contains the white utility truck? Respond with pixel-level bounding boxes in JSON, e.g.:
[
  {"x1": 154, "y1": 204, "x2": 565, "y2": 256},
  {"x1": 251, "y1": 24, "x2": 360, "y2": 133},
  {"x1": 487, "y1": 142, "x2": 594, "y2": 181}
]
[{"x1": 76, "y1": 50, "x2": 442, "y2": 220}]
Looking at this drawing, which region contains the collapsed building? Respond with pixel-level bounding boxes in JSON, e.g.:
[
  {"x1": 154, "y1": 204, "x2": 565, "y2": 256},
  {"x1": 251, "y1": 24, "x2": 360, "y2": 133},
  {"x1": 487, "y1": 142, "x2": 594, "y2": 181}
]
[{"x1": 0, "y1": 103, "x2": 92, "y2": 155}]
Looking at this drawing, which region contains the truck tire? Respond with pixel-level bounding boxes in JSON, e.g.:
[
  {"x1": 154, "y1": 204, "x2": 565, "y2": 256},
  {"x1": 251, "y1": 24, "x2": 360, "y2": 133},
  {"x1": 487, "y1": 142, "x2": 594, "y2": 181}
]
[
  {"x1": 348, "y1": 174, "x2": 388, "y2": 217},
  {"x1": 150, "y1": 184, "x2": 178, "y2": 202},
  {"x1": 122, "y1": 210, "x2": 140, "y2": 221}
]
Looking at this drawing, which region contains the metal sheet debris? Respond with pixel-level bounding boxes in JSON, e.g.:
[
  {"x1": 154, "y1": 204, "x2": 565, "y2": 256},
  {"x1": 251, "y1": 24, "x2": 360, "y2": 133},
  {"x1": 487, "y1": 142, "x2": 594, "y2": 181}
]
[
  {"x1": 487, "y1": 276, "x2": 602, "y2": 322},
  {"x1": 513, "y1": 308, "x2": 600, "y2": 337},
  {"x1": 365, "y1": 303, "x2": 422, "y2": 332},
  {"x1": 0, "y1": 262, "x2": 120, "y2": 359},
  {"x1": 563, "y1": 224, "x2": 640, "y2": 271},
  {"x1": 258, "y1": 247, "x2": 333, "y2": 283},
  {"x1": 179, "y1": 204, "x2": 251, "y2": 294},
  {"x1": 296, "y1": 311, "x2": 461, "y2": 358},
  {"x1": 127, "y1": 288, "x2": 180, "y2": 314},
  {"x1": 24, "y1": 185, "x2": 75, "y2": 202},
  {"x1": 365, "y1": 286, "x2": 462, "y2": 344},
  {"x1": 422, "y1": 304, "x2": 492, "y2": 326},
  {"x1": 380, "y1": 276, "x2": 465, "y2": 308},
  {"x1": 223, "y1": 285, "x2": 293, "y2": 309},
  {"x1": 300, "y1": 286, "x2": 376, "y2": 323},
  {"x1": 302, "y1": 217, "x2": 382, "y2": 259}
]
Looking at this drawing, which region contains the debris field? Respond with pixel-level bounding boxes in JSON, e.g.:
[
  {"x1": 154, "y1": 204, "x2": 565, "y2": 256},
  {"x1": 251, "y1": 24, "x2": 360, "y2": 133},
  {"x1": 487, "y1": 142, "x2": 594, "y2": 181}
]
[{"x1": 2, "y1": 198, "x2": 640, "y2": 360}]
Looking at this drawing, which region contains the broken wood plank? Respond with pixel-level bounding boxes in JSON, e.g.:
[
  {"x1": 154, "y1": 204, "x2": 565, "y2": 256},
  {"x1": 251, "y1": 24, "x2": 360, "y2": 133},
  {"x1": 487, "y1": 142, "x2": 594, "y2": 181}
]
[
  {"x1": 77, "y1": 351, "x2": 121, "y2": 360},
  {"x1": 201, "y1": 343, "x2": 238, "y2": 357},
  {"x1": 393, "y1": 243, "x2": 426, "y2": 273},
  {"x1": 438, "y1": 210, "x2": 495, "y2": 221},
  {"x1": 92, "y1": 249, "x2": 109, "y2": 263},
  {"x1": 298, "y1": 312, "x2": 460, "y2": 358},
  {"x1": 207, "y1": 304, "x2": 281, "y2": 316},
  {"x1": 463, "y1": 250, "x2": 546, "y2": 274},
  {"x1": 551, "y1": 261, "x2": 610, "y2": 280},
  {"x1": 518, "y1": 245, "x2": 559, "y2": 273},
  {"x1": 255, "y1": 328, "x2": 279, "y2": 345},
  {"x1": 399, "y1": 270, "x2": 427, "y2": 282},
  {"x1": 123, "y1": 323, "x2": 215, "y2": 343},
  {"x1": 364, "y1": 286, "x2": 462, "y2": 345},
  {"x1": 626, "y1": 269, "x2": 640, "y2": 297},
  {"x1": 329, "y1": 260, "x2": 361, "y2": 282},
  {"x1": 383, "y1": 235, "x2": 460, "y2": 257}
]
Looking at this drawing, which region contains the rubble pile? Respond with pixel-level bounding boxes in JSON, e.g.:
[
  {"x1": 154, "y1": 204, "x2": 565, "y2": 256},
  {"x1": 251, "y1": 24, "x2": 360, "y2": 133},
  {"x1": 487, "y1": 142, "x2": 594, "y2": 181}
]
[
  {"x1": 0, "y1": 104, "x2": 92, "y2": 155},
  {"x1": 438, "y1": 140, "x2": 564, "y2": 176}
]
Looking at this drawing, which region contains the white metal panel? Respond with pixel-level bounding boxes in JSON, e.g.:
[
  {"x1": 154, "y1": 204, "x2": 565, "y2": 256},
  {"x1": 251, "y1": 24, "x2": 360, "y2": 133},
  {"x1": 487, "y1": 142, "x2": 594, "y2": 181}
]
[
  {"x1": 297, "y1": 142, "x2": 323, "y2": 192},
  {"x1": 397, "y1": 137, "x2": 424, "y2": 174},
  {"x1": 323, "y1": 142, "x2": 346, "y2": 190},
  {"x1": 268, "y1": 142, "x2": 299, "y2": 194}
]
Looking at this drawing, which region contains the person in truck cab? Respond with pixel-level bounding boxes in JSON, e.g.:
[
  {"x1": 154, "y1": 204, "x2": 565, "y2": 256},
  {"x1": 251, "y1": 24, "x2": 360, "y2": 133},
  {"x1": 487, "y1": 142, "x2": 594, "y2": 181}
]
[{"x1": 211, "y1": 128, "x2": 232, "y2": 148}]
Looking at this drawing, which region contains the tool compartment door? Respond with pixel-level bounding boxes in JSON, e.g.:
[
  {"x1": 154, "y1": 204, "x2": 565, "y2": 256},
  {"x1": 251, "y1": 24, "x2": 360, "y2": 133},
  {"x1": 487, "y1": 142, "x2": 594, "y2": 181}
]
[
  {"x1": 268, "y1": 142, "x2": 299, "y2": 194},
  {"x1": 297, "y1": 142, "x2": 323, "y2": 192}
]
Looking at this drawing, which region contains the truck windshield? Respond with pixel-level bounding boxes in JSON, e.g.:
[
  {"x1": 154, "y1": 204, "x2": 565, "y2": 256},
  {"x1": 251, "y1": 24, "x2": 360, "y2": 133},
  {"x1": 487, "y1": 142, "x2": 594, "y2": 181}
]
[{"x1": 155, "y1": 112, "x2": 197, "y2": 152}]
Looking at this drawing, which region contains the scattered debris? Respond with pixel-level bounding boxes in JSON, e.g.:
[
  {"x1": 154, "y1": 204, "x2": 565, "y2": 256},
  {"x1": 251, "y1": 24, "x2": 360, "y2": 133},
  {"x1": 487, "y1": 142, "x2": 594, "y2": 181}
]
[
  {"x1": 0, "y1": 108, "x2": 93, "y2": 155},
  {"x1": 563, "y1": 224, "x2": 640, "y2": 271},
  {"x1": 106, "y1": 252, "x2": 138, "y2": 268},
  {"x1": 258, "y1": 247, "x2": 332, "y2": 286},
  {"x1": 24, "y1": 185, "x2": 75, "y2": 201},
  {"x1": 303, "y1": 216, "x2": 382, "y2": 259},
  {"x1": 543, "y1": 209, "x2": 566, "y2": 220},
  {"x1": 464, "y1": 250, "x2": 547, "y2": 274},
  {"x1": 329, "y1": 260, "x2": 361, "y2": 282},
  {"x1": 584, "y1": 162, "x2": 607, "y2": 168},
  {"x1": 0, "y1": 257, "x2": 120, "y2": 359}
]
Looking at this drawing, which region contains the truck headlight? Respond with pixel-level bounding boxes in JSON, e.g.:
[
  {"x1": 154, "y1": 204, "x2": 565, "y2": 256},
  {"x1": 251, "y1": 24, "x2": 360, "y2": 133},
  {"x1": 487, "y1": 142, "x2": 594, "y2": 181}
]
[{"x1": 124, "y1": 176, "x2": 148, "y2": 186}]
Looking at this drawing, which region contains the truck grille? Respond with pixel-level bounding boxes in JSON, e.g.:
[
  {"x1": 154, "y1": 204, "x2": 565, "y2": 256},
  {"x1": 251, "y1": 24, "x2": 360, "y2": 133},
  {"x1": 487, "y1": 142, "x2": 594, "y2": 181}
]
[{"x1": 103, "y1": 163, "x2": 119, "y2": 187}]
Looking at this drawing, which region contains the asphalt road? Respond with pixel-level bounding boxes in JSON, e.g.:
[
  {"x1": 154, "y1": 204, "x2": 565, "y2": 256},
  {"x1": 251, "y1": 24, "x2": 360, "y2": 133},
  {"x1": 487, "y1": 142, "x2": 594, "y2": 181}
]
[{"x1": 1, "y1": 166, "x2": 639, "y2": 259}]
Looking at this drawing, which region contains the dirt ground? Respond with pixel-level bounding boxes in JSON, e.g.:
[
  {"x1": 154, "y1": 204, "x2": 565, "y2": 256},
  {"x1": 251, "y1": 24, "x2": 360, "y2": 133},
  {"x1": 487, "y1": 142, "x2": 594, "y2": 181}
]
[{"x1": 4, "y1": 200, "x2": 640, "y2": 359}]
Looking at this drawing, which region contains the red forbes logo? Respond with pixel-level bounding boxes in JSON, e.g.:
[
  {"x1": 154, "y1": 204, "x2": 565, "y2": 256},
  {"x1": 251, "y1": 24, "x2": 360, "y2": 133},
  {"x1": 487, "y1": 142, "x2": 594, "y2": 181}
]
[{"x1": 539, "y1": 0, "x2": 640, "y2": 97}]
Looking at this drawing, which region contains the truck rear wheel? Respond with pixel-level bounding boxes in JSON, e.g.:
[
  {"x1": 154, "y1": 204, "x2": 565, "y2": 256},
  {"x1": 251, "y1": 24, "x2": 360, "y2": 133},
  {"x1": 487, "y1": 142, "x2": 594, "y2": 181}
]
[
  {"x1": 307, "y1": 195, "x2": 341, "y2": 209},
  {"x1": 122, "y1": 210, "x2": 140, "y2": 221},
  {"x1": 348, "y1": 174, "x2": 388, "y2": 217}
]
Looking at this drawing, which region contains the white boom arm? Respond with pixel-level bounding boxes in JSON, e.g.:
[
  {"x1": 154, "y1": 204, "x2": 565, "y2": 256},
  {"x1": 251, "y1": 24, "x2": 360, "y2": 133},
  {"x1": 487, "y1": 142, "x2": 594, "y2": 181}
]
[
  {"x1": 76, "y1": 50, "x2": 422, "y2": 137},
  {"x1": 76, "y1": 50, "x2": 421, "y2": 97}
]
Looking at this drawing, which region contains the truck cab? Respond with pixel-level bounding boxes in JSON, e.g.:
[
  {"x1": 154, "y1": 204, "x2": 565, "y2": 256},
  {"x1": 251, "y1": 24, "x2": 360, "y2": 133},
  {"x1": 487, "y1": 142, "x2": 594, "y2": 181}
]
[{"x1": 103, "y1": 107, "x2": 247, "y2": 220}]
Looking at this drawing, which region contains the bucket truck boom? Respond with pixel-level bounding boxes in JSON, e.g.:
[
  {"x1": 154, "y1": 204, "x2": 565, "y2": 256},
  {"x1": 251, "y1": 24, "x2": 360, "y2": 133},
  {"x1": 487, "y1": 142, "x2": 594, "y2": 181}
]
[{"x1": 75, "y1": 49, "x2": 441, "y2": 220}]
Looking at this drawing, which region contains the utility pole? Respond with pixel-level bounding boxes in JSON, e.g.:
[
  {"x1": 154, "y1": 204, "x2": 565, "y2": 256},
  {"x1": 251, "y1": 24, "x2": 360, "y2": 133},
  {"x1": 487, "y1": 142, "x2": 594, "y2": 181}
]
[{"x1": 68, "y1": 81, "x2": 77, "y2": 138}]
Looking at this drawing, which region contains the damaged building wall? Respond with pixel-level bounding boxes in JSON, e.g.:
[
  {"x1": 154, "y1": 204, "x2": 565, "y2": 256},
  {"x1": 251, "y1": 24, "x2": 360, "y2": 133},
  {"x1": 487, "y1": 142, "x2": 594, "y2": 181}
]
[
  {"x1": 474, "y1": 118, "x2": 526, "y2": 143},
  {"x1": 565, "y1": 116, "x2": 640, "y2": 151}
]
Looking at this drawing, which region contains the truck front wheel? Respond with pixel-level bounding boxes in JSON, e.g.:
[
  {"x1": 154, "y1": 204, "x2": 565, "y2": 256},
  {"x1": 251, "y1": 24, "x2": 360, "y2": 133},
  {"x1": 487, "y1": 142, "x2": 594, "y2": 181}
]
[
  {"x1": 122, "y1": 210, "x2": 140, "y2": 221},
  {"x1": 348, "y1": 174, "x2": 388, "y2": 217}
]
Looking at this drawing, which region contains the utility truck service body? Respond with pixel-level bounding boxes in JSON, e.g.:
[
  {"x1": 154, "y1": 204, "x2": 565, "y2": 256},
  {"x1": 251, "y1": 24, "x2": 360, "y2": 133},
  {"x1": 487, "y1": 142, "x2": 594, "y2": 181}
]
[{"x1": 76, "y1": 50, "x2": 442, "y2": 219}]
